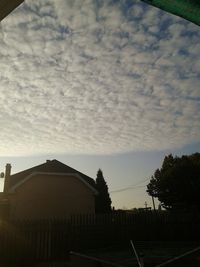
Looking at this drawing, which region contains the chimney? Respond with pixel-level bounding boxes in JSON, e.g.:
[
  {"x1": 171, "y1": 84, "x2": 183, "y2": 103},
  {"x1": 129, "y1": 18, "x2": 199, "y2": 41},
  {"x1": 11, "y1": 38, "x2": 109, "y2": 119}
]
[{"x1": 3, "y1": 163, "x2": 12, "y2": 193}]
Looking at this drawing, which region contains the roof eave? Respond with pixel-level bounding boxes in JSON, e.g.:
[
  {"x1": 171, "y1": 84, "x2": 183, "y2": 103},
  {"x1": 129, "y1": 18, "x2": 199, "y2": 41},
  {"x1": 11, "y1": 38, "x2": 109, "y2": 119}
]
[
  {"x1": 9, "y1": 172, "x2": 98, "y2": 195},
  {"x1": 0, "y1": 0, "x2": 24, "y2": 21}
]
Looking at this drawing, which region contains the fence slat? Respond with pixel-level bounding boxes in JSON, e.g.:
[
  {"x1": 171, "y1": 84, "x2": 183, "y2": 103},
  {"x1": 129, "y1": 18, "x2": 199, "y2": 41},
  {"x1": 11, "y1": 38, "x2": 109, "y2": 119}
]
[{"x1": 0, "y1": 211, "x2": 199, "y2": 264}]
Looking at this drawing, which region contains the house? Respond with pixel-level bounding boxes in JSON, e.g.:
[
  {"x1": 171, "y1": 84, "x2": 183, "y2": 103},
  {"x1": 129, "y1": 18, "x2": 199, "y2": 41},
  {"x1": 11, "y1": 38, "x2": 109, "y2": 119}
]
[
  {"x1": 0, "y1": 160, "x2": 98, "y2": 220},
  {"x1": 0, "y1": 0, "x2": 24, "y2": 21}
]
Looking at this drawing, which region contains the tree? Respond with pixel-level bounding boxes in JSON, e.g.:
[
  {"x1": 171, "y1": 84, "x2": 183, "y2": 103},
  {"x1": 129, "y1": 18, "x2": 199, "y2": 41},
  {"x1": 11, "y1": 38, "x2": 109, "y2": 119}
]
[
  {"x1": 141, "y1": 0, "x2": 200, "y2": 27},
  {"x1": 95, "y1": 169, "x2": 112, "y2": 213},
  {"x1": 147, "y1": 153, "x2": 200, "y2": 211}
]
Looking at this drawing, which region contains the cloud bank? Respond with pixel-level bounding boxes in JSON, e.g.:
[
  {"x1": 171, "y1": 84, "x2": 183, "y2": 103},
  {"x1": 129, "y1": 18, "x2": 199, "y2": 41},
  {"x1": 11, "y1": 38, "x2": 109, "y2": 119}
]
[{"x1": 0, "y1": 0, "x2": 199, "y2": 156}]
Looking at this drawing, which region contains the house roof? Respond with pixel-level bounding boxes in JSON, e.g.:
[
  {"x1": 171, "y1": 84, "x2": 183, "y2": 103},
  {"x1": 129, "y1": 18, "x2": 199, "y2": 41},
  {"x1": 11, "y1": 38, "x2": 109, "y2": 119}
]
[
  {"x1": 9, "y1": 159, "x2": 96, "y2": 191},
  {"x1": 0, "y1": 0, "x2": 24, "y2": 21}
]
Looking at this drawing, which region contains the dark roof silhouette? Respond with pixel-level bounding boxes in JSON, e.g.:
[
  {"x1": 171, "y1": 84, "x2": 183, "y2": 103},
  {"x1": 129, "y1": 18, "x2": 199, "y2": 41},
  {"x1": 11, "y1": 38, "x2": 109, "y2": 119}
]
[{"x1": 10, "y1": 159, "x2": 96, "y2": 189}]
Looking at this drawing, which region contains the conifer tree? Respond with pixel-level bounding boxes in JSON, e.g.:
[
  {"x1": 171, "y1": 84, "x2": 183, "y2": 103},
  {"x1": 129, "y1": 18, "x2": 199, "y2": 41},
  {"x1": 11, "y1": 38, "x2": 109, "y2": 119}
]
[{"x1": 95, "y1": 169, "x2": 112, "y2": 213}]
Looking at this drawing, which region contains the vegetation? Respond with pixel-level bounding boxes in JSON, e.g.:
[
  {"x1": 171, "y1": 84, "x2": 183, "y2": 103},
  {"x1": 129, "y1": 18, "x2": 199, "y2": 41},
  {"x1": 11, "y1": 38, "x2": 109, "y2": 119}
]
[
  {"x1": 147, "y1": 153, "x2": 200, "y2": 211},
  {"x1": 95, "y1": 169, "x2": 112, "y2": 213}
]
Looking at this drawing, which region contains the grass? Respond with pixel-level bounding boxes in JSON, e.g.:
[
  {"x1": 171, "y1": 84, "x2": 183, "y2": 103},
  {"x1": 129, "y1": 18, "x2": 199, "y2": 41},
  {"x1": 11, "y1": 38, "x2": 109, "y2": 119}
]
[{"x1": 78, "y1": 241, "x2": 200, "y2": 267}]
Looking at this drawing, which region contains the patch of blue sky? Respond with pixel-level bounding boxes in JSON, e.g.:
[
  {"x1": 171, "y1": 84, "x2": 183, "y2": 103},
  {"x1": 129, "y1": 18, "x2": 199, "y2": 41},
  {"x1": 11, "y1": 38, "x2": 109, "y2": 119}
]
[
  {"x1": 181, "y1": 27, "x2": 200, "y2": 38},
  {"x1": 174, "y1": 111, "x2": 182, "y2": 116},
  {"x1": 163, "y1": 84, "x2": 177, "y2": 94},
  {"x1": 94, "y1": 0, "x2": 104, "y2": 9},
  {"x1": 124, "y1": 0, "x2": 150, "y2": 15},
  {"x1": 157, "y1": 19, "x2": 174, "y2": 37},
  {"x1": 119, "y1": 0, "x2": 136, "y2": 16},
  {"x1": 58, "y1": 26, "x2": 71, "y2": 35},
  {"x1": 114, "y1": 31, "x2": 130, "y2": 39},
  {"x1": 93, "y1": 28, "x2": 104, "y2": 43},
  {"x1": 126, "y1": 73, "x2": 141, "y2": 79},
  {"x1": 178, "y1": 48, "x2": 190, "y2": 57},
  {"x1": 23, "y1": 1, "x2": 43, "y2": 16},
  {"x1": 184, "y1": 96, "x2": 200, "y2": 102},
  {"x1": 57, "y1": 25, "x2": 72, "y2": 40},
  {"x1": 80, "y1": 52, "x2": 95, "y2": 61},
  {"x1": 123, "y1": 0, "x2": 135, "y2": 9},
  {"x1": 21, "y1": 2, "x2": 35, "y2": 13},
  {"x1": 108, "y1": 0, "x2": 121, "y2": 6}
]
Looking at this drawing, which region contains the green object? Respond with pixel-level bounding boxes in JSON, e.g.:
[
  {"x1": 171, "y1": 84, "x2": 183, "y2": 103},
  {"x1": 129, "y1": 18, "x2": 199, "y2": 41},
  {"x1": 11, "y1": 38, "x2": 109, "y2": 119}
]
[
  {"x1": 141, "y1": 0, "x2": 200, "y2": 26},
  {"x1": 147, "y1": 153, "x2": 200, "y2": 211}
]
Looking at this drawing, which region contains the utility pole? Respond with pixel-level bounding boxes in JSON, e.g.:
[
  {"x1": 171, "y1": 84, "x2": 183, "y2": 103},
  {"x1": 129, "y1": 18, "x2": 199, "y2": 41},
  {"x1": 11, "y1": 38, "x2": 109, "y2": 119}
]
[{"x1": 152, "y1": 196, "x2": 156, "y2": 211}]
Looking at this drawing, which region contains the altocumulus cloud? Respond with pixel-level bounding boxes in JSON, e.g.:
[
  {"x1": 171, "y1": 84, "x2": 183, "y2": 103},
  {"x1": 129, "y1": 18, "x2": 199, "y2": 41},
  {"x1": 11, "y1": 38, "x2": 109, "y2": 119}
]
[{"x1": 0, "y1": 0, "x2": 199, "y2": 156}]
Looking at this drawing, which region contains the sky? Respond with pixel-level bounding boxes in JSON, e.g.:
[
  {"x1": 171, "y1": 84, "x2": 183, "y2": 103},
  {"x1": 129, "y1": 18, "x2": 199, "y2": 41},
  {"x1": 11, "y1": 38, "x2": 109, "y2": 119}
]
[{"x1": 0, "y1": 0, "x2": 199, "y2": 209}]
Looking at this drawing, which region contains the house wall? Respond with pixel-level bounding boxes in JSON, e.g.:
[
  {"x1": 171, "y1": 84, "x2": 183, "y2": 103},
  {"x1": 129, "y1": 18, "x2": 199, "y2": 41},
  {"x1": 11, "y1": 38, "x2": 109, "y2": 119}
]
[
  {"x1": 0, "y1": 193, "x2": 10, "y2": 220},
  {"x1": 9, "y1": 174, "x2": 95, "y2": 220}
]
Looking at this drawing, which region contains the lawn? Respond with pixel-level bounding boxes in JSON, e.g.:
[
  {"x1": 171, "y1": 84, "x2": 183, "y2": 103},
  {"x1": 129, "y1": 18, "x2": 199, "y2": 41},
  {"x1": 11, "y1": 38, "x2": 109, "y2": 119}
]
[{"x1": 70, "y1": 241, "x2": 200, "y2": 267}]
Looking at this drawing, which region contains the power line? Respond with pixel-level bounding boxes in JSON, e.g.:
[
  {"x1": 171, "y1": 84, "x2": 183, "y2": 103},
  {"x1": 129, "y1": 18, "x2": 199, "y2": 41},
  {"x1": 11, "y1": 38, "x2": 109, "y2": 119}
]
[
  {"x1": 110, "y1": 178, "x2": 149, "y2": 194},
  {"x1": 110, "y1": 185, "x2": 146, "y2": 194}
]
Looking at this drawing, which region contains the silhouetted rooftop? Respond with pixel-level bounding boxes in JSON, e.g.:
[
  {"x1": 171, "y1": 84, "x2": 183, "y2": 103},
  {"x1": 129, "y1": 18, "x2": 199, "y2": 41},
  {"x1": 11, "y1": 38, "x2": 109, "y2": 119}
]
[
  {"x1": 10, "y1": 159, "x2": 96, "y2": 189},
  {"x1": 0, "y1": 0, "x2": 24, "y2": 21}
]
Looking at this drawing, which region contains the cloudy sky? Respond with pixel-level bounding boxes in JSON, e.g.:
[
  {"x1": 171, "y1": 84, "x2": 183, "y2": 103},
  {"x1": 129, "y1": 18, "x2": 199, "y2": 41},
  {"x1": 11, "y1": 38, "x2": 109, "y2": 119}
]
[{"x1": 0, "y1": 0, "x2": 199, "y2": 208}]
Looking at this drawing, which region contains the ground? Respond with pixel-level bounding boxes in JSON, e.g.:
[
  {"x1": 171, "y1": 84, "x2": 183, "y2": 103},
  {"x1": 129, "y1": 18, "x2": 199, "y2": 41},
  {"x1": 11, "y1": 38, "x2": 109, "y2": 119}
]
[{"x1": 68, "y1": 241, "x2": 200, "y2": 267}]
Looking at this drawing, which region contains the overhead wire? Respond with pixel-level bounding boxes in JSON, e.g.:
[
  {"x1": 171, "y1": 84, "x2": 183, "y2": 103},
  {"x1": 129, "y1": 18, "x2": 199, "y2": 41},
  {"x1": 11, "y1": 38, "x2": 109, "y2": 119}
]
[{"x1": 110, "y1": 178, "x2": 150, "y2": 194}]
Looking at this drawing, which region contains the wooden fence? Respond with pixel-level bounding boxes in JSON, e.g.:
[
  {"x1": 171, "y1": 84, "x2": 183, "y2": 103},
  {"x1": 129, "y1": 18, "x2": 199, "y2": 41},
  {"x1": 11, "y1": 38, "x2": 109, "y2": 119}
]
[{"x1": 0, "y1": 211, "x2": 199, "y2": 264}]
